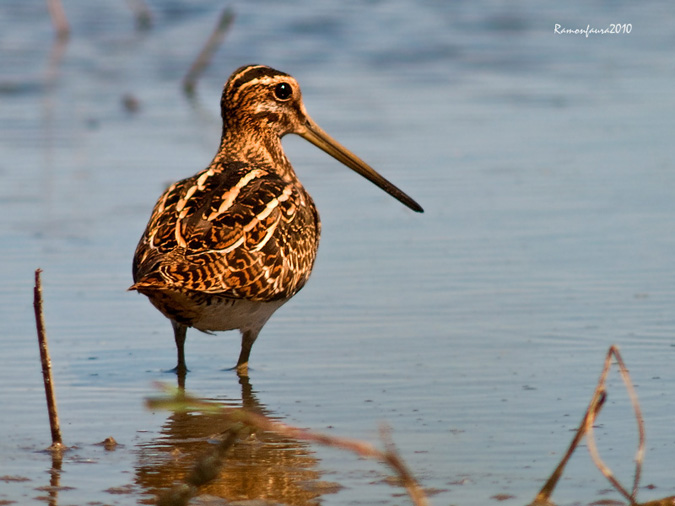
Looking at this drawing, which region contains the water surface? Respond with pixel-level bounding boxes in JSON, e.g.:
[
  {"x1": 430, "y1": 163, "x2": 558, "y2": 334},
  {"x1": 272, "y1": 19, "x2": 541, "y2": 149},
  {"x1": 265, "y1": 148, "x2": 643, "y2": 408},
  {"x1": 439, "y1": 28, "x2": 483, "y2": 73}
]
[{"x1": 1, "y1": 1, "x2": 674, "y2": 505}]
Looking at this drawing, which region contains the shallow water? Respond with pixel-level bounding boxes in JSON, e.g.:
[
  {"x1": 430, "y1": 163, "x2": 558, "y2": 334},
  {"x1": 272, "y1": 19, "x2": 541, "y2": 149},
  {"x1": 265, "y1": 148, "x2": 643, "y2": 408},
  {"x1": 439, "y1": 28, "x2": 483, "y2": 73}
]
[{"x1": 1, "y1": 1, "x2": 675, "y2": 505}]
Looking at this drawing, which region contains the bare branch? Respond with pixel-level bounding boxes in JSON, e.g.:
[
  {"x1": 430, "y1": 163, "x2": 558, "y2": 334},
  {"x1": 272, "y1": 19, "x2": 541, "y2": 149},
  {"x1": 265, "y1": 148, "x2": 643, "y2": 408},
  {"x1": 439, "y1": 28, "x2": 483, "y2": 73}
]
[
  {"x1": 125, "y1": 0, "x2": 152, "y2": 30},
  {"x1": 46, "y1": 0, "x2": 70, "y2": 40},
  {"x1": 34, "y1": 269, "x2": 64, "y2": 451},
  {"x1": 532, "y1": 345, "x2": 648, "y2": 506},
  {"x1": 531, "y1": 382, "x2": 606, "y2": 505},
  {"x1": 612, "y1": 347, "x2": 645, "y2": 500},
  {"x1": 182, "y1": 7, "x2": 235, "y2": 96}
]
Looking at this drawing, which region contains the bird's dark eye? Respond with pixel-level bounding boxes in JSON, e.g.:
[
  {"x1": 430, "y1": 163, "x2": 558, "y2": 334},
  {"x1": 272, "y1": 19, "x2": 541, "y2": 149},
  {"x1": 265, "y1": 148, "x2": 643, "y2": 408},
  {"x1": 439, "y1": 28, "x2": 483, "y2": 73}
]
[{"x1": 274, "y1": 82, "x2": 292, "y2": 101}]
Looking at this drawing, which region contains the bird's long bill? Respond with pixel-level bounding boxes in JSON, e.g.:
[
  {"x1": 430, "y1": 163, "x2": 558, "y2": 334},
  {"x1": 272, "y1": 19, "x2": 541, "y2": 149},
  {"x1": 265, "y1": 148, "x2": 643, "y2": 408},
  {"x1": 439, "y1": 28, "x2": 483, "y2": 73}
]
[{"x1": 300, "y1": 118, "x2": 424, "y2": 213}]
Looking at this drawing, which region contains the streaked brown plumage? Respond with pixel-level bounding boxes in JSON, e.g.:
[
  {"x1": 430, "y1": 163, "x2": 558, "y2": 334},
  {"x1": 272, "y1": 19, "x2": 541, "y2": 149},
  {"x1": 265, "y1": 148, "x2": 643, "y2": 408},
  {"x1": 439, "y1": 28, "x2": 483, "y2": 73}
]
[{"x1": 131, "y1": 64, "x2": 423, "y2": 376}]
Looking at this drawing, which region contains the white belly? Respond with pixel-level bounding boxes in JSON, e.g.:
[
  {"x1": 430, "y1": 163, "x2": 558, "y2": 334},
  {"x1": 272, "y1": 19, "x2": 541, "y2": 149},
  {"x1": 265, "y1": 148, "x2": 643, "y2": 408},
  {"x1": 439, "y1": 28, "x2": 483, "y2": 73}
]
[{"x1": 191, "y1": 297, "x2": 287, "y2": 334}]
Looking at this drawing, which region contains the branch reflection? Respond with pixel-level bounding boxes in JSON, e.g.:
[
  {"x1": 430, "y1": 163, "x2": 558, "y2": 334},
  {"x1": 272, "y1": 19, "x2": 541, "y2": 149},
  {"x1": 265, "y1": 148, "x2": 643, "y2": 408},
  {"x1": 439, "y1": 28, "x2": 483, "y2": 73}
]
[{"x1": 135, "y1": 376, "x2": 333, "y2": 505}]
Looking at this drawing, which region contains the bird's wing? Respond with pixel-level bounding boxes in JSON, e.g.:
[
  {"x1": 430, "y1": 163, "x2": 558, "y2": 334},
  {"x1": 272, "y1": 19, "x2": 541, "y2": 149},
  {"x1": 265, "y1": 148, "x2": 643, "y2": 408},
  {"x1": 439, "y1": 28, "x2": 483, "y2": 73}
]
[{"x1": 132, "y1": 162, "x2": 319, "y2": 302}]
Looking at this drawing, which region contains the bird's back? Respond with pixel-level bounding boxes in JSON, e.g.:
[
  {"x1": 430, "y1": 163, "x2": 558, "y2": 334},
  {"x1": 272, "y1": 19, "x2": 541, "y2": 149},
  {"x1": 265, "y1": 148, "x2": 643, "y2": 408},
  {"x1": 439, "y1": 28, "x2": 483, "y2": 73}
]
[{"x1": 132, "y1": 160, "x2": 321, "y2": 307}]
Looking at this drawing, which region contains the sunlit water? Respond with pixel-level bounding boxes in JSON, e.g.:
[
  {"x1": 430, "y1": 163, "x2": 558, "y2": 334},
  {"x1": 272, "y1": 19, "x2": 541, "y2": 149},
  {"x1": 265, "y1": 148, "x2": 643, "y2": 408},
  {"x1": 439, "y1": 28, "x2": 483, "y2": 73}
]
[{"x1": 1, "y1": 1, "x2": 674, "y2": 505}]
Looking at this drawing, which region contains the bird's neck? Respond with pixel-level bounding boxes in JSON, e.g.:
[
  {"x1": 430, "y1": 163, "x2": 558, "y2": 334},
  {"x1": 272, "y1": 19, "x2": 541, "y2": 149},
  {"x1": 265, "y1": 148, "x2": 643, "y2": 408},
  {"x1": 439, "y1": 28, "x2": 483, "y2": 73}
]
[{"x1": 215, "y1": 126, "x2": 296, "y2": 183}]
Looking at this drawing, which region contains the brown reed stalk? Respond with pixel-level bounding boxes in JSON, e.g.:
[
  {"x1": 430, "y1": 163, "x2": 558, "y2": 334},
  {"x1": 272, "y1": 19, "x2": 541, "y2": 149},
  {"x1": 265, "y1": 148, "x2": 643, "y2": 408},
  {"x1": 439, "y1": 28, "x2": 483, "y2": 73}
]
[
  {"x1": 34, "y1": 269, "x2": 64, "y2": 450},
  {"x1": 584, "y1": 346, "x2": 644, "y2": 503},
  {"x1": 531, "y1": 345, "x2": 671, "y2": 506},
  {"x1": 125, "y1": 0, "x2": 152, "y2": 30},
  {"x1": 46, "y1": 0, "x2": 70, "y2": 40},
  {"x1": 530, "y1": 387, "x2": 606, "y2": 505},
  {"x1": 182, "y1": 7, "x2": 235, "y2": 96}
]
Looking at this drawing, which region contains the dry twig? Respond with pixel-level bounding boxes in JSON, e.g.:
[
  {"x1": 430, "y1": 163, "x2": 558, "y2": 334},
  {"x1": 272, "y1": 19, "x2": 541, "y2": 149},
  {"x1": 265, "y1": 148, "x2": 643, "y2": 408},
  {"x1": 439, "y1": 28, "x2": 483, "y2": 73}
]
[
  {"x1": 46, "y1": 0, "x2": 69, "y2": 40},
  {"x1": 125, "y1": 0, "x2": 152, "y2": 30},
  {"x1": 34, "y1": 269, "x2": 64, "y2": 451},
  {"x1": 182, "y1": 7, "x2": 235, "y2": 96},
  {"x1": 531, "y1": 345, "x2": 674, "y2": 506},
  {"x1": 584, "y1": 346, "x2": 644, "y2": 503},
  {"x1": 531, "y1": 388, "x2": 606, "y2": 505}
]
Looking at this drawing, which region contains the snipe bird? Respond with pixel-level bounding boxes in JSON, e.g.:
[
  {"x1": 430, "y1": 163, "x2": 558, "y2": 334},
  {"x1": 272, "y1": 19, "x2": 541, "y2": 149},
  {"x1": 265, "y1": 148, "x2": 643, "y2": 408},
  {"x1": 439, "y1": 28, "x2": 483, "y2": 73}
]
[{"x1": 131, "y1": 64, "x2": 423, "y2": 375}]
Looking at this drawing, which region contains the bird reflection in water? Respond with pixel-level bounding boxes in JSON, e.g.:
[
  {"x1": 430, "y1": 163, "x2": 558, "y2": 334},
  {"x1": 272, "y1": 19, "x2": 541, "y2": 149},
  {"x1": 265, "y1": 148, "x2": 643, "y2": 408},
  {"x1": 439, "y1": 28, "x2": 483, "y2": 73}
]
[{"x1": 135, "y1": 375, "x2": 337, "y2": 505}]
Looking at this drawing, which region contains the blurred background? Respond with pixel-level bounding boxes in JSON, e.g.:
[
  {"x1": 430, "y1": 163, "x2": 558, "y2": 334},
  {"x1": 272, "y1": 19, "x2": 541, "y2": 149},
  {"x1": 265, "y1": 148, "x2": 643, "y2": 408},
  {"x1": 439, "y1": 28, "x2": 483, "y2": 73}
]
[{"x1": 1, "y1": 1, "x2": 674, "y2": 505}]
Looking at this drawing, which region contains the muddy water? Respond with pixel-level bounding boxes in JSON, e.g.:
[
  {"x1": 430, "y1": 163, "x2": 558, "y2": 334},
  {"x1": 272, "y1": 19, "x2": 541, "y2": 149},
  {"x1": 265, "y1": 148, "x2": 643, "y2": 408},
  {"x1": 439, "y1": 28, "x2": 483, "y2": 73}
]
[{"x1": 2, "y1": 1, "x2": 675, "y2": 505}]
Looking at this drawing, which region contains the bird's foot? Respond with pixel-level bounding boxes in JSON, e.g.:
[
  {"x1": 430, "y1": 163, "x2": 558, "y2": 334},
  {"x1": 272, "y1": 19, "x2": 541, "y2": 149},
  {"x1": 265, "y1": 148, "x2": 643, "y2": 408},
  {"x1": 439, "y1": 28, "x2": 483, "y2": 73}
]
[
  {"x1": 164, "y1": 365, "x2": 189, "y2": 374},
  {"x1": 223, "y1": 362, "x2": 250, "y2": 378}
]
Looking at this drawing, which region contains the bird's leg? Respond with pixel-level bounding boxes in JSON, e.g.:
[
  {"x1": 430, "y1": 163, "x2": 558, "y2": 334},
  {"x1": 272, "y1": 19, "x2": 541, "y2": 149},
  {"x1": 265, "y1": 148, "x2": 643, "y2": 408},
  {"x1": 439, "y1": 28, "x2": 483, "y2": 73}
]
[
  {"x1": 171, "y1": 320, "x2": 189, "y2": 376},
  {"x1": 235, "y1": 329, "x2": 259, "y2": 376}
]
